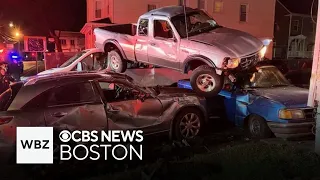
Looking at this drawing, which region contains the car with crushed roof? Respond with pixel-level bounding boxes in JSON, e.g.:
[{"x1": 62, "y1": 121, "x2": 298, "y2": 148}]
[{"x1": 0, "y1": 70, "x2": 210, "y2": 164}]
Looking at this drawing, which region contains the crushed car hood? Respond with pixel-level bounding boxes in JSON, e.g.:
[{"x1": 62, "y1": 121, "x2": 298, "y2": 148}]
[
  {"x1": 250, "y1": 86, "x2": 309, "y2": 108},
  {"x1": 189, "y1": 27, "x2": 263, "y2": 57}
]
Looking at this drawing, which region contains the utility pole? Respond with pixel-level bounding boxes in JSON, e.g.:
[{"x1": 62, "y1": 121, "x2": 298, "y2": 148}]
[{"x1": 308, "y1": 0, "x2": 320, "y2": 155}]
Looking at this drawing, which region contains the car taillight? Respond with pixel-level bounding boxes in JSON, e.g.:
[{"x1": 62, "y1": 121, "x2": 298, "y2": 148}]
[{"x1": 0, "y1": 116, "x2": 13, "y2": 125}]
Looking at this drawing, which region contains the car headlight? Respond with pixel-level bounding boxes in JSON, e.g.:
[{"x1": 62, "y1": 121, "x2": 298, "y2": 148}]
[
  {"x1": 259, "y1": 46, "x2": 267, "y2": 58},
  {"x1": 279, "y1": 109, "x2": 305, "y2": 119},
  {"x1": 226, "y1": 58, "x2": 240, "y2": 69}
]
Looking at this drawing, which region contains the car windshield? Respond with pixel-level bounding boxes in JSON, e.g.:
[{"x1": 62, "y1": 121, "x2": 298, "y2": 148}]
[
  {"x1": 60, "y1": 50, "x2": 88, "y2": 68},
  {"x1": 238, "y1": 66, "x2": 291, "y2": 88},
  {"x1": 171, "y1": 11, "x2": 219, "y2": 38}
]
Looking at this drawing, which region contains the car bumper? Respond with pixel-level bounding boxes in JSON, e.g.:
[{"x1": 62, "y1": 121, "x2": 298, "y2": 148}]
[{"x1": 267, "y1": 121, "x2": 315, "y2": 139}]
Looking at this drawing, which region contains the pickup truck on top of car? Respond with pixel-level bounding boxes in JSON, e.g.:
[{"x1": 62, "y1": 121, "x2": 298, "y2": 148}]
[{"x1": 94, "y1": 6, "x2": 267, "y2": 97}]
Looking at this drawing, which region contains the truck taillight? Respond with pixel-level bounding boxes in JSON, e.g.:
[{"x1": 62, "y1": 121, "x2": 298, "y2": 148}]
[{"x1": 0, "y1": 116, "x2": 13, "y2": 125}]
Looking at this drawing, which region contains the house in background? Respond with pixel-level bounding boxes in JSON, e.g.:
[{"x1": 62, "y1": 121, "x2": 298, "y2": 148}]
[
  {"x1": 55, "y1": 31, "x2": 85, "y2": 52},
  {"x1": 273, "y1": 0, "x2": 317, "y2": 59},
  {"x1": 82, "y1": 0, "x2": 276, "y2": 59}
]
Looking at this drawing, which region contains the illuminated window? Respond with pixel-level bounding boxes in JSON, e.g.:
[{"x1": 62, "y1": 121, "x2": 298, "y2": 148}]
[
  {"x1": 148, "y1": 4, "x2": 157, "y2": 11},
  {"x1": 95, "y1": 0, "x2": 102, "y2": 18},
  {"x1": 214, "y1": 1, "x2": 223, "y2": 13},
  {"x1": 240, "y1": 4, "x2": 248, "y2": 22}
]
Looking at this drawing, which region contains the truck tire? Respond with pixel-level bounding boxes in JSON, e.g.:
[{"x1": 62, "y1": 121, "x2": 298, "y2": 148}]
[
  {"x1": 190, "y1": 65, "x2": 222, "y2": 97},
  {"x1": 108, "y1": 50, "x2": 127, "y2": 73}
]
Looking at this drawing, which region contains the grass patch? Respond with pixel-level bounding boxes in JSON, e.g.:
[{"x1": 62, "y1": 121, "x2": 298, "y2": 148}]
[{"x1": 88, "y1": 142, "x2": 320, "y2": 180}]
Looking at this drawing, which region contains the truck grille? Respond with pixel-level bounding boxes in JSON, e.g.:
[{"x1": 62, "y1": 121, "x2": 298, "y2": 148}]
[
  {"x1": 303, "y1": 108, "x2": 317, "y2": 120},
  {"x1": 240, "y1": 53, "x2": 260, "y2": 69}
]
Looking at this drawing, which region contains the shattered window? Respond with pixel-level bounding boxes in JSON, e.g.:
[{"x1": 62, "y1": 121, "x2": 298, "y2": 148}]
[{"x1": 47, "y1": 82, "x2": 96, "y2": 106}]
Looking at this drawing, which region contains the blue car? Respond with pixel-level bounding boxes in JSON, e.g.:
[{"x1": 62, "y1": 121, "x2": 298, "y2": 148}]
[{"x1": 178, "y1": 65, "x2": 316, "y2": 139}]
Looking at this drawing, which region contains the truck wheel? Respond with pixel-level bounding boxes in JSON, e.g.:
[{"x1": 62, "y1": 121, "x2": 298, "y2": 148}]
[
  {"x1": 190, "y1": 65, "x2": 222, "y2": 97},
  {"x1": 246, "y1": 115, "x2": 273, "y2": 139},
  {"x1": 174, "y1": 108, "x2": 204, "y2": 140},
  {"x1": 108, "y1": 50, "x2": 127, "y2": 73}
]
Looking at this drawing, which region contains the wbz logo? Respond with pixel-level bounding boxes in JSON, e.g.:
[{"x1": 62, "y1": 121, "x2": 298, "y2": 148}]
[{"x1": 16, "y1": 127, "x2": 53, "y2": 164}]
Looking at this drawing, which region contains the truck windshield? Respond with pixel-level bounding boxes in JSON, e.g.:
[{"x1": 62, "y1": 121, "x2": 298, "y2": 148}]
[
  {"x1": 171, "y1": 11, "x2": 219, "y2": 38},
  {"x1": 238, "y1": 66, "x2": 291, "y2": 88},
  {"x1": 60, "y1": 50, "x2": 89, "y2": 68}
]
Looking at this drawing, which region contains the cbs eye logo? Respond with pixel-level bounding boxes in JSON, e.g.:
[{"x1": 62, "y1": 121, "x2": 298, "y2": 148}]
[{"x1": 59, "y1": 130, "x2": 71, "y2": 142}]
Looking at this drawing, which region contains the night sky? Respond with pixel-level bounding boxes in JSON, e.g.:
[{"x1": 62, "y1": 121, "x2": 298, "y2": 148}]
[{"x1": 0, "y1": 0, "x2": 86, "y2": 36}]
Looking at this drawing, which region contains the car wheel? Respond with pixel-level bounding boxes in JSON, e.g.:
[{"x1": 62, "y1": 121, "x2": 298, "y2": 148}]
[
  {"x1": 247, "y1": 115, "x2": 273, "y2": 139},
  {"x1": 108, "y1": 50, "x2": 127, "y2": 73},
  {"x1": 190, "y1": 65, "x2": 223, "y2": 98},
  {"x1": 174, "y1": 108, "x2": 204, "y2": 140}
]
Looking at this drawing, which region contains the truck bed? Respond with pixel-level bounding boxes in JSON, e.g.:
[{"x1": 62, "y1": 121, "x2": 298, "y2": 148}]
[
  {"x1": 100, "y1": 24, "x2": 136, "y2": 36},
  {"x1": 94, "y1": 24, "x2": 137, "y2": 61}
]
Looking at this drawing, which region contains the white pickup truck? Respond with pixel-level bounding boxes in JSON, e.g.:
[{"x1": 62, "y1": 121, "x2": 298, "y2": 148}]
[{"x1": 94, "y1": 6, "x2": 266, "y2": 97}]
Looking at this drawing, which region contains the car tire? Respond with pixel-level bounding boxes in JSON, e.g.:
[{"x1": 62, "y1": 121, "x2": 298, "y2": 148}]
[
  {"x1": 190, "y1": 65, "x2": 222, "y2": 97},
  {"x1": 108, "y1": 50, "x2": 127, "y2": 73},
  {"x1": 174, "y1": 107, "x2": 204, "y2": 140},
  {"x1": 246, "y1": 115, "x2": 273, "y2": 139}
]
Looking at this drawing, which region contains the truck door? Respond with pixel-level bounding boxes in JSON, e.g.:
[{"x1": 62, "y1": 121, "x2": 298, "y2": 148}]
[
  {"x1": 134, "y1": 18, "x2": 149, "y2": 63},
  {"x1": 148, "y1": 17, "x2": 179, "y2": 70}
]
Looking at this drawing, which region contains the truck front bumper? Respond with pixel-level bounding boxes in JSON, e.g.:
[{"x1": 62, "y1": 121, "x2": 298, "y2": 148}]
[{"x1": 267, "y1": 121, "x2": 315, "y2": 139}]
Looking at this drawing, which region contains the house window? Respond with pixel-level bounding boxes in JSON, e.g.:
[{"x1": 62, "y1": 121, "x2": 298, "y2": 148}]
[
  {"x1": 198, "y1": 0, "x2": 206, "y2": 10},
  {"x1": 70, "y1": 40, "x2": 75, "y2": 45},
  {"x1": 60, "y1": 39, "x2": 66, "y2": 45},
  {"x1": 214, "y1": 1, "x2": 223, "y2": 13},
  {"x1": 240, "y1": 4, "x2": 248, "y2": 22},
  {"x1": 95, "y1": 0, "x2": 102, "y2": 18},
  {"x1": 292, "y1": 20, "x2": 299, "y2": 31},
  {"x1": 148, "y1": 4, "x2": 157, "y2": 11}
]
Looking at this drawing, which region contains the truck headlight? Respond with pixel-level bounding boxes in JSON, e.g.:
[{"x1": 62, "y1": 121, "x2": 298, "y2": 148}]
[
  {"x1": 279, "y1": 109, "x2": 305, "y2": 119},
  {"x1": 226, "y1": 58, "x2": 240, "y2": 69},
  {"x1": 259, "y1": 46, "x2": 267, "y2": 58}
]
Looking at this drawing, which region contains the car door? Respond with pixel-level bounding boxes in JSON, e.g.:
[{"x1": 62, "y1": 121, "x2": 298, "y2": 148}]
[
  {"x1": 44, "y1": 81, "x2": 108, "y2": 131},
  {"x1": 96, "y1": 81, "x2": 163, "y2": 135},
  {"x1": 134, "y1": 18, "x2": 150, "y2": 63},
  {"x1": 148, "y1": 17, "x2": 179, "y2": 69}
]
